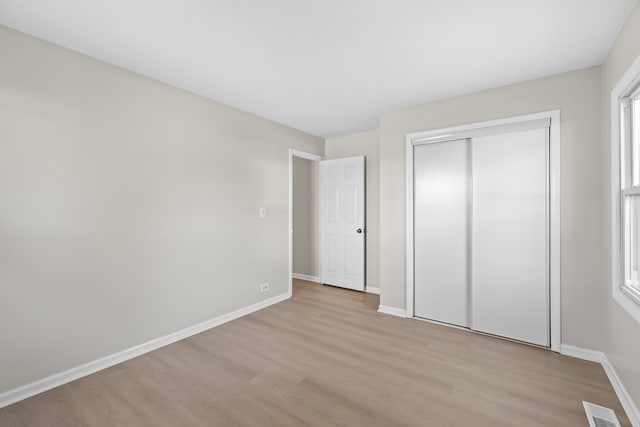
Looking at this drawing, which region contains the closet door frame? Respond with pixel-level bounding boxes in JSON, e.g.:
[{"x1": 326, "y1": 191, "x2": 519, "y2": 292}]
[{"x1": 405, "y1": 110, "x2": 561, "y2": 352}]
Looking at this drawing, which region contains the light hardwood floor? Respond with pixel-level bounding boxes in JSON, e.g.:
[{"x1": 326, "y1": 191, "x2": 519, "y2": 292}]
[{"x1": 0, "y1": 279, "x2": 631, "y2": 426}]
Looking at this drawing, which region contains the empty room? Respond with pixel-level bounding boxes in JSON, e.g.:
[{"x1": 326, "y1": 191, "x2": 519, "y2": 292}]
[{"x1": 1, "y1": 0, "x2": 640, "y2": 426}]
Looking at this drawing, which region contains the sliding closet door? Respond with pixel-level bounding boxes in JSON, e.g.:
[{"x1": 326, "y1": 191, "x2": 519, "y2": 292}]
[
  {"x1": 471, "y1": 128, "x2": 549, "y2": 346},
  {"x1": 414, "y1": 140, "x2": 470, "y2": 327}
]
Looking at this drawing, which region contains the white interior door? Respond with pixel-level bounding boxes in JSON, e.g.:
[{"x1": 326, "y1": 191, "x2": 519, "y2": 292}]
[
  {"x1": 319, "y1": 156, "x2": 365, "y2": 291},
  {"x1": 472, "y1": 128, "x2": 549, "y2": 346},
  {"x1": 413, "y1": 140, "x2": 470, "y2": 327}
]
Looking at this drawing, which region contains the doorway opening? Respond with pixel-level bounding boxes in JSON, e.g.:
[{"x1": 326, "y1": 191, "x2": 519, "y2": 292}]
[
  {"x1": 288, "y1": 150, "x2": 368, "y2": 295},
  {"x1": 288, "y1": 149, "x2": 323, "y2": 296}
]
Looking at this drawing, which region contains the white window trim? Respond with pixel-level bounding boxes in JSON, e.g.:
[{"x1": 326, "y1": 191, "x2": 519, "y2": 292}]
[{"x1": 611, "y1": 53, "x2": 640, "y2": 324}]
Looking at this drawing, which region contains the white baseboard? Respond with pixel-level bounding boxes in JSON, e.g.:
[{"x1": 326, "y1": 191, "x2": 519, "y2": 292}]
[
  {"x1": 560, "y1": 344, "x2": 604, "y2": 363},
  {"x1": 602, "y1": 354, "x2": 640, "y2": 427},
  {"x1": 561, "y1": 344, "x2": 640, "y2": 426},
  {"x1": 292, "y1": 273, "x2": 320, "y2": 283},
  {"x1": 292, "y1": 274, "x2": 380, "y2": 295},
  {"x1": 377, "y1": 305, "x2": 407, "y2": 318},
  {"x1": 0, "y1": 291, "x2": 291, "y2": 409}
]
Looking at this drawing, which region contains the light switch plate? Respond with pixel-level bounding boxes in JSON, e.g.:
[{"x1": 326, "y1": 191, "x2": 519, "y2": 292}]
[{"x1": 259, "y1": 207, "x2": 267, "y2": 218}]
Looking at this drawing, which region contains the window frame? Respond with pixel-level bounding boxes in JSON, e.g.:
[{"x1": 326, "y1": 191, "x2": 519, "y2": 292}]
[{"x1": 611, "y1": 53, "x2": 640, "y2": 324}]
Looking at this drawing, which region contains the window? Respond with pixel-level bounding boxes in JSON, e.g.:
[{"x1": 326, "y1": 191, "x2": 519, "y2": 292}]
[
  {"x1": 615, "y1": 58, "x2": 640, "y2": 320},
  {"x1": 621, "y1": 89, "x2": 640, "y2": 303}
]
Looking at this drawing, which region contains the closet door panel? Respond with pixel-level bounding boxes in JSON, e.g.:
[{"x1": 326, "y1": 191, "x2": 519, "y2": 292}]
[
  {"x1": 414, "y1": 140, "x2": 470, "y2": 327},
  {"x1": 471, "y1": 129, "x2": 549, "y2": 346}
]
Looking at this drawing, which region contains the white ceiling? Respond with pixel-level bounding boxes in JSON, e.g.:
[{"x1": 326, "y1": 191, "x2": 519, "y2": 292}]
[{"x1": 0, "y1": 0, "x2": 637, "y2": 138}]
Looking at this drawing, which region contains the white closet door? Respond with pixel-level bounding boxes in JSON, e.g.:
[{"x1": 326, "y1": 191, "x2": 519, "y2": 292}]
[
  {"x1": 414, "y1": 140, "x2": 470, "y2": 327},
  {"x1": 472, "y1": 128, "x2": 549, "y2": 346}
]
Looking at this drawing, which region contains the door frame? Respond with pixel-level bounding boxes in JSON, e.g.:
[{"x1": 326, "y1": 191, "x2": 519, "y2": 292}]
[
  {"x1": 405, "y1": 110, "x2": 561, "y2": 352},
  {"x1": 288, "y1": 149, "x2": 323, "y2": 297}
]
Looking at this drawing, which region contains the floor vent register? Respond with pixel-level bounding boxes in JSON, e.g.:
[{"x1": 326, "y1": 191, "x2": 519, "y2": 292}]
[{"x1": 583, "y1": 401, "x2": 621, "y2": 427}]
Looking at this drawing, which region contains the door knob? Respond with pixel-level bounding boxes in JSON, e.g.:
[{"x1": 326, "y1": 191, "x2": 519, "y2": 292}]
[{"x1": 357, "y1": 228, "x2": 363, "y2": 234}]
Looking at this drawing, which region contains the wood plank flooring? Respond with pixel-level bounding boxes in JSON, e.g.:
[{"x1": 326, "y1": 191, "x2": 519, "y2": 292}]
[{"x1": 0, "y1": 279, "x2": 631, "y2": 426}]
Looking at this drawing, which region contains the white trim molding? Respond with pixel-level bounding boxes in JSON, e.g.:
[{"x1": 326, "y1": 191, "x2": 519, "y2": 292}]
[
  {"x1": 0, "y1": 291, "x2": 290, "y2": 409},
  {"x1": 366, "y1": 286, "x2": 380, "y2": 295},
  {"x1": 561, "y1": 345, "x2": 640, "y2": 426},
  {"x1": 611, "y1": 52, "x2": 640, "y2": 325},
  {"x1": 602, "y1": 356, "x2": 640, "y2": 427},
  {"x1": 405, "y1": 110, "x2": 561, "y2": 352},
  {"x1": 292, "y1": 273, "x2": 320, "y2": 283},
  {"x1": 560, "y1": 344, "x2": 605, "y2": 363},
  {"x1": 377, "y1": 305, "x2": 407, "y2": 318}
]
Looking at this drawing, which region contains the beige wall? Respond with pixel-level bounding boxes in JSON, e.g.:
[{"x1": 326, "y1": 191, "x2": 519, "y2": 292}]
[
  {"x1": 0, "y1": 25, "x2": 323, "y2": 393},
  {"x1": 601, "y1": 3, "x2": 640, "y2": 408},
  {"x1": 292, "y1": 157, "x2": 319, "y2": 277},
  {"x1": 325, "y1": 130, "x2": 380, "y2": 290},
  {"x1": 379, "y1": 67, "x2": 603, "y2": 350}
]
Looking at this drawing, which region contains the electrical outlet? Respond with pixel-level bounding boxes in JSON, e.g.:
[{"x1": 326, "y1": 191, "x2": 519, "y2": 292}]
[{"x1": 260, "y1": 283, "x2": 269, "y2": 292}]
